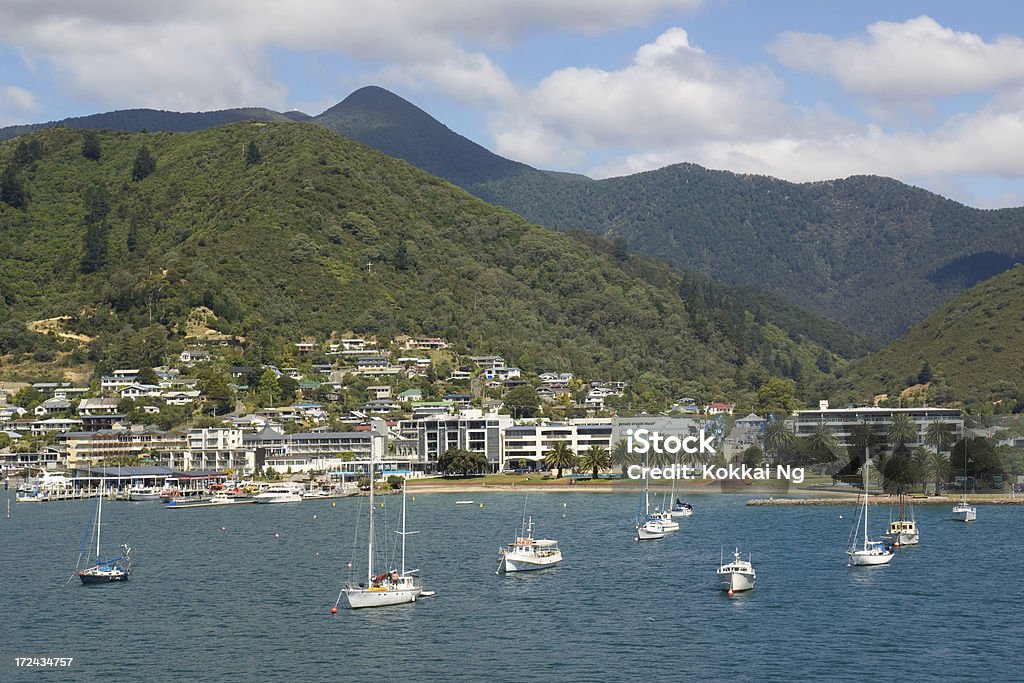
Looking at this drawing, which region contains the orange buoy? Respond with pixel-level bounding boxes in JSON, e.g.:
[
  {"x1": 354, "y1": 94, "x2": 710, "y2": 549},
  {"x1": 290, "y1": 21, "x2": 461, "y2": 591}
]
[
  {"x1": 331, "y1": 607, "x2": 338, "y2": 614},
  {"x1": 727, "y1": 589, "x2": 734, "y2": 597}
]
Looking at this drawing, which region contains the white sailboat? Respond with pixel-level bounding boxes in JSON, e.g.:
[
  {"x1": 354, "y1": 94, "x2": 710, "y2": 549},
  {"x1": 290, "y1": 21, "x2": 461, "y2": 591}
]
[
  {"x1": 342, "y1": 458, "x2": 423, "y2": 609},
  {"x1": 847, "y1": 450, "x2": 894, "y2": 567},
  {"x1": 717, "y1": 547, "x2": 756, "y2": 595},
  {"x1": 635, "y1": 469, "x2": 665, "y2": 541},
  {"x1": 952, "y1": 438, "x2": 977, "y2": 522}
]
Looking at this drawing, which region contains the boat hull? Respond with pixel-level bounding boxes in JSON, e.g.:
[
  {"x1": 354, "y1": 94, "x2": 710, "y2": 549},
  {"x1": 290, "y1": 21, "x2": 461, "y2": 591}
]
[
  {"x1": 344, "y1": 586, "x2": 421, "y2": 609},
  {"x1": 886, "y1": 530, "x2": 919, "y2": 545},
  {"x1": 500, "y1": 552, "x2": 563, "y2": 573},
  {"x1": 636, "y1": 521, "x2": 665, "y2": 540},
  {"x1": 952, "y1": 504, "x2": 976, "y2": 522},
  {"x1": 254, "y1": 494, "x2": 303, "y2": 504},
  {"x1": 847, "y1": 549, "x2": 895, "y2": 566},
  {"x1": 129, "y1": 492, "x2": 161, "y2": 501},
  {"x1": 670, "y1": 508, "x2": 693, "y2": 518},
  {"x1": 79, "y1": 569, "x2": 129, "y2": 584},
  {"x1": 718, "y1": 571, "x2": 755, "y2": 593}
]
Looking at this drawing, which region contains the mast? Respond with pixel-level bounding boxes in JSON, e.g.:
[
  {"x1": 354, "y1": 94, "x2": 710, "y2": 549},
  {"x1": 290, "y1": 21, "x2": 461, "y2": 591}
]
[
  {"x1": 400, "y1": 479, "x2": 407, "y2": 576},
  {"x1": 367, "y1": 449, "x2": 375, "y2": 584},
  {"x1": 97, "y1": 484, "x2": 103, "y2": 559},
  {"x1": 862, "y1": 448, "x2": 869, "y2": 551}
]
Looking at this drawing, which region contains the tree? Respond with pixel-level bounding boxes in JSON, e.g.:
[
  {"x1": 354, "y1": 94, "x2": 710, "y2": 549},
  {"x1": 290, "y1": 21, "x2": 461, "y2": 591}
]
[
  {"x1": 886, "y1": 413, "x2": 917, "y2": 452},
  {"x1": 437, "y1": 448, "x2": 488, "y2": 477},
  {"x1": 610, "y1": 437, "x2": 637, "y2": 472},
  {"x1": 11, "y1": 386, "x2": 43, "y2": 409},
  {"x1": 578, "y1": 445, "x2": 611, "y2": 479},
  {"x1": 84, "y1": 182, "x2": 110, "y2": 225},
  {"x1": 197, "y1": 370, "x2": 235, "y2": 415},
  {"x1": 879, "y1": 445, "x2": 919, "y2": 495},
  {"x1": 925, "y1": 420, "x2": 956, "y2": 455},
  {"x1": 277, "y1": 375, "x2": 299, "y2": 402},
  {"x1": 244, "y1": 140, "x2": 261, "y2": 165},
  {"x1": 917, "y1": 361, "x2": 933, "y2": 385},
  {"x1": 741, "y1": 444, "x2": 765, "y2": 467},
  {"x1": 803, "y1": 420, "x2": 839, "y2": 466},
  {"x1": 136, "y1": 366, "x2": 160, "y2": 386},
  {"x1": 504, "y1": 384, "x2": 540, "y2": 418},
  {"x1": 80, "y1": 221, "x2": 109, "y2": 273},
  {"x1": 0, "y1": 164, "x2": 26, "y2": 209},
  {"x1": 131, "y1": 145, "x2": 156, "y2": 181},
  {"x1": 762, "y1": 417, "x2": 795, "y2": 465},
  {"x1": 756, "y1": 378, "x2": 796, "y2": 415},
  {"x1": 82, "y1": 131, "x2": 102, "y2": 160},
  {"x1": 611, "y1": 236, "x2": 628, "y2": 261},
  {"x1": 544, "y1": 441, "x2": 577, "y2": 479},
  {"x1": 915, "y1": 446, "x2": 947, "y2": 495}
]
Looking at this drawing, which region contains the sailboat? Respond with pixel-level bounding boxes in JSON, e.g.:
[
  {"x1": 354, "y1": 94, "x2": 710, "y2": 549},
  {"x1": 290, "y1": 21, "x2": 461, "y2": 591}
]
[
  {"x1": 342, "y1": 458, "x2": 423, "y2": 609},
  {"x1": 846, "y1": 450, "x2": 894, "y2": 567},
  {"x1": 647, "y1": 495, "x2": 679, "y2": 532},
  {"x1": 635, "y1": 468, "x2": 665, "y2": 540},
  {"x1": 76, "y1": 487, "x2": 132, "y2": 584},
  {"x1": 952, "y1": 437, "x2": 977, "y2": 522}
]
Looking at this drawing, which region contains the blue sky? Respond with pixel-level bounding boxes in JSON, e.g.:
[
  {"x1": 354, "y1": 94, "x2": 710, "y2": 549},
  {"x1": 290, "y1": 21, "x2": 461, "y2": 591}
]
[{"x1": 1, "y1": 1, "x2": 1023, "y2": 207}]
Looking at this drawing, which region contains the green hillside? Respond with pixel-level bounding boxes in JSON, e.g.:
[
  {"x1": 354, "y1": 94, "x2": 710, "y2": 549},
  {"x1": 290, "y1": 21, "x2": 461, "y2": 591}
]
[
  {"x1": 0, "y1": 124, "x2": 847, "y2": 404},
  {"x1": 840, "y1": 264, "x2": 1024, "y2": 410}
]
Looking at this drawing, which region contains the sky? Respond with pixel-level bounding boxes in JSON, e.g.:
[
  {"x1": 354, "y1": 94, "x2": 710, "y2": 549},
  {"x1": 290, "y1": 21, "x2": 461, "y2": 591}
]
[{"x1": 1, "y1": 1, "x2": 1023, "y2": 208}]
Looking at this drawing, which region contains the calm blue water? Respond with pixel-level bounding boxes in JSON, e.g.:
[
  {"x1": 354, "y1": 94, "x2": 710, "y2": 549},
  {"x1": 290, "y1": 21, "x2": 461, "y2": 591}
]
[{"x1": 1, "y1": 490, "x2": 1021, "y2": 681}]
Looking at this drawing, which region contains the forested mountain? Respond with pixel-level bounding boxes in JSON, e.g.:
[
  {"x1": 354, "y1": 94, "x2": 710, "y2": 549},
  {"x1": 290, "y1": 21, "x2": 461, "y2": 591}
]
[
  {"x1": 5, "y1": 86, "x2": 1021, "y2": 344},
  {"x1": 0, "y1": 124, "x2": 850, "y2": 405},
  {"x1": 839, "y1": 265, "x2": 1024, "y2": 409}
]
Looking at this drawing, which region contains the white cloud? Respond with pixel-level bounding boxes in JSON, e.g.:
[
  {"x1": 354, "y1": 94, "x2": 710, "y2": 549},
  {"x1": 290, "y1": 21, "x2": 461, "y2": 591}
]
[
  {"x1": 0, "y1": 84, "x2": 40, "y2": 126},
  {"x1": 490, "y1": 27, "x2": 787, "y2": 165},
  {"x1": 770, "y1": 15, "x2": 1024, "y2": 100},
  {"x1": 0, "y1": 1, "x2": 702, "y2": 112}
]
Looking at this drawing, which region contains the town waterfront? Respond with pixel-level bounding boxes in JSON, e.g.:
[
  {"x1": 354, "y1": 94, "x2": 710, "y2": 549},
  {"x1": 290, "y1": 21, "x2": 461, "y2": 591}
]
[{"x1": 1, "y1": 490, "x2": 1020, "y2": 681}]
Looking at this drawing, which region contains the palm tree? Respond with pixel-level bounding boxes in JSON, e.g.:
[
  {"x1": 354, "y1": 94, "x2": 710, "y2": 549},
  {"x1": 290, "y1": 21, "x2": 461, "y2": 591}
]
[
  {"x1": 916, "y1": 446, "x2": 949, "y2": 495},
  {"x1": 611, "y1": 437, "x2": 636, "y2": 474},
  {"x1": 545, "y1": 441, "x2": 578, "y2": 479},
  {"x1": 886, "y1": 413, "x2": 918, "y2": 452},
  {"x1": 578, "y1": 445, "x2": 611, "y2": 480},
  {"x1": 762, "y1": 417, "x2": 795, "y2": 464},
  {"x1": 925, "y1": 420, "x2": 956, "y2": 455},
  {"x1": 847, "y1": 419, "x2": 879, "y2": 461},
  {"x1": 804, "y1": 420, "x2": 839, "y2": 469}
]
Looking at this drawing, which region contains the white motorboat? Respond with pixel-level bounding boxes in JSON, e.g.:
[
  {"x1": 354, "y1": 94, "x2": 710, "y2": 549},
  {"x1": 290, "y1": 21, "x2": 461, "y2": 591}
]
[
  {"x1": 847, "y1": 451, "x2": 894, "y2": 567},
  {"x1": 341, "y1": 443, "x2": 424, "y2": 610},
  {"x1": 17, "y1": 469, "x2": 73, "y2": 501},
  {"x1": 952, "y1": 500, "x2": 976, "y2": 522},
  {"x1": 717, "y1": 548, "x2": 756, "y2": 594},
  {"x1": 253, "y1": 485, "x2": 303, "y2": 504},
  {"x1": 129, "y1": 487, "x2": 161, "y2": 501},
  {"x1": 885, "y1": 493, "x2": 920, "y2": 546}
]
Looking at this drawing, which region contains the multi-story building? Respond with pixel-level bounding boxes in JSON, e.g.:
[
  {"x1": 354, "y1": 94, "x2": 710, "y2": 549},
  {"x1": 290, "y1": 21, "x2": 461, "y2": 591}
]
[
  {"x1": 405, "y1": 410, "x2": 514, "y2": 473},
  {"x1": 791, "y1": 406, "x2": 964, "y2": 451},
  {"x1": 502, "y1": 419, "x2": 614, "y2": 470}
]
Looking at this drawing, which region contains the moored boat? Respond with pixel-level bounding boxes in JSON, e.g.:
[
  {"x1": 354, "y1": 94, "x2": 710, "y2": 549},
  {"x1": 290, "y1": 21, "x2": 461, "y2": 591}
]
[{"x1": 717, "y1": 548, "x2": 756, "y2": 594}]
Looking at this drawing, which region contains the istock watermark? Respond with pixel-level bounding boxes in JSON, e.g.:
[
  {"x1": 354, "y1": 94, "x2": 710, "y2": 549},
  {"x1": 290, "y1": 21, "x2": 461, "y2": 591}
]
[{"x1": 617, "y1": 428, "x2": 805, "y2": 493}]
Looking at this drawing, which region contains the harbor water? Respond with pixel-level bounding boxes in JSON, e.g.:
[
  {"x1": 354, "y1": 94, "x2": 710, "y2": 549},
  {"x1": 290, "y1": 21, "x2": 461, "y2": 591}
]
[{"x1": 1, "y1": 490, "x2": 1020, "y2": 681}]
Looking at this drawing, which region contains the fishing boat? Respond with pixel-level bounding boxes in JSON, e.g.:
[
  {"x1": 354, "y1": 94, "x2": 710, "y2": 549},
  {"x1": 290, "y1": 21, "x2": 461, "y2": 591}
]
[
  {"x1": 75, "y1": 489, "x2": 132, "y2": 584},
  {"x1": 846, "y1": 451, "x2": 894, "y2": 567},
  {"x1": 717, "y1": 547, "x2": 756, "y2": 595},
  {"x1": 885, "y1": 493, "x2": 919, "y2": 546},
  {"x1": 497, "y1": 500, "x2": 562, "y2": 573},
  {"x1": 341, "y1": 457, "x2": 423, "y2": 609}
]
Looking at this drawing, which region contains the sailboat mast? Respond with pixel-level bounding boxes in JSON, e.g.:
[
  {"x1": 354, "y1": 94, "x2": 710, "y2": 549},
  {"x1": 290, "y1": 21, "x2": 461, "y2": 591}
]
[
  {"x1": 367, "y1": 452, "x2": 375, "y2": 585},
  {"x1": 96, "y1": 484, "x2": 103, "y2": 558},
  {"x1": 863, "y1": 448, "x2": 869, "y2": 551},
  {"x1": 401, "y1": 479, "x2": 407, "y2": 576}
]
